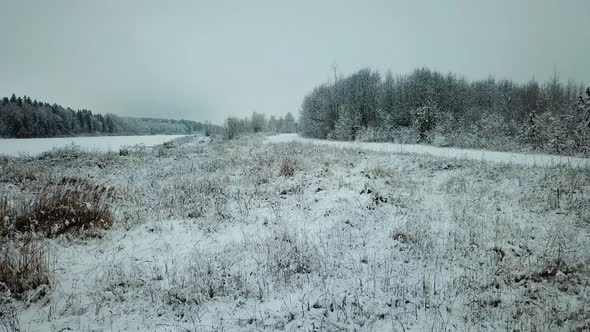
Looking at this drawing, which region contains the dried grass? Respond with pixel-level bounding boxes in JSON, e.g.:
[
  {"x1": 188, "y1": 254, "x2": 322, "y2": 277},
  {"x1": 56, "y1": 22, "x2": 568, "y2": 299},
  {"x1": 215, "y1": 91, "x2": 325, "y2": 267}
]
[{"x1": 0, "y1": 237, "x2": 50, "y2": 299}]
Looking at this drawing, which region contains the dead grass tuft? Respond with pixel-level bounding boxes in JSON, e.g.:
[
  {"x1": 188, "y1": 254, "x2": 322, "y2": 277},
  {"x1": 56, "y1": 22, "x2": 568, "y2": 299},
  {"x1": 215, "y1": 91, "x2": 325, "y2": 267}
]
[
  {"x1": 279, "y1": 158, "x2": 297, "y2": 177},
  {"x1": 2, "y1": 177, "x2": 114, "y2": 237},
  {"x1": 0, "y1": 238, "x2": 50, "y2": 299}
]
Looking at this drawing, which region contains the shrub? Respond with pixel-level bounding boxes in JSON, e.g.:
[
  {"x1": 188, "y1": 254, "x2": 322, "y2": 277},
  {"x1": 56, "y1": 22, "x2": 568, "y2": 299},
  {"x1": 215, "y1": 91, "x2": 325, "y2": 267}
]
[
  {"x1": 37, "y1": 144, "x2": 84, "y2": 160},
  {"x1": 7, "y1": 177, "x2": 114, "y2": 237},
  {"x1": 356, "y1": 126, "x2": 395, "y2": 142}
]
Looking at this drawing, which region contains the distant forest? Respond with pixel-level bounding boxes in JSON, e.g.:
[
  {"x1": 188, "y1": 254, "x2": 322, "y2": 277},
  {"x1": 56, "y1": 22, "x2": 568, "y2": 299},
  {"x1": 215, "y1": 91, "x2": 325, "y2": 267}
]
[
  {"x1": 0, "y1": 94, "x2": 214, "y2": 138},
  {"x1": 224, "y1": 112, "x2": 297, "y2": 139},
  {"x1": 299, "y1": 68, "x2": 590, "y2": 156}
]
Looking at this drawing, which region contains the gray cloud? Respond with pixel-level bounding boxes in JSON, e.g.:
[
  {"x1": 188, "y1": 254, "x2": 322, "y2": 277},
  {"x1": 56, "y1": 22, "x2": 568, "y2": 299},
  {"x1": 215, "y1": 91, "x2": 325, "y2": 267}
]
[{"x1": 1, "y1": 0, "x2": 589, "y2": 124}]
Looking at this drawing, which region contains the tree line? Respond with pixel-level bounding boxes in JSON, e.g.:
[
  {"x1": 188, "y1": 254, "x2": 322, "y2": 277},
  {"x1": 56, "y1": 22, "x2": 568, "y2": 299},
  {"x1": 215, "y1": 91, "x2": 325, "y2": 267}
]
[
  {"x1": 0, "y1": 94, "x2": 215, "y2": 138},
  {"x1": 224, "y1": 112, "x2": 297, "y2": 139},
  {"x1": 299, "y1": 67, "x2": 590, "y2": 155}
]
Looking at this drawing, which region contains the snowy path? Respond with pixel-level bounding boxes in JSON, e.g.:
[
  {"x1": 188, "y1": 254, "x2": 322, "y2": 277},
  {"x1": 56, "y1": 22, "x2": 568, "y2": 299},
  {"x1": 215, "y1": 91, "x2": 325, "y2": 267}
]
[{"x1": 266, "y1": 134, "x2": 590, "y2": 168}]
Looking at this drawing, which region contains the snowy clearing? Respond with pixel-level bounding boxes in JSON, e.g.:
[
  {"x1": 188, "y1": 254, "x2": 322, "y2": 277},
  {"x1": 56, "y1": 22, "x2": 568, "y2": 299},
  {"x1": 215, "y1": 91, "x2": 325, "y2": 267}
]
[
  {"x1": 266, "y1": 134, "x2": 590, "y2": 168},
  {"x1": 1, "y1": 134, "x2": 589, "y2": 331},
  {"x1": 0, "y1": 135, "x2": 186, "y2": 157}
]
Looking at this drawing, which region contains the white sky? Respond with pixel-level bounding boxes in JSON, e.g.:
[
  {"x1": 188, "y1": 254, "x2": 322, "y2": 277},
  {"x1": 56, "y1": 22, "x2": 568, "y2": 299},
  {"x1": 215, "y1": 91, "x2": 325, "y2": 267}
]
[{"x1": 1, "y1": 0, "x2": 589, "y2": 124}]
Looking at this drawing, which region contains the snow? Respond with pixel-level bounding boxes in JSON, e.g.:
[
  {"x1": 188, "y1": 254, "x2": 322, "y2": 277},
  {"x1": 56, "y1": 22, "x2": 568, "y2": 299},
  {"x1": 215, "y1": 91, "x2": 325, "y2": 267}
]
[
  {"x1": 0, "y1": 135, "x2": 186, "y2": 157},
  {"x1": 266, "y1": 133, "x2": 590, "y2": 168},
  {"x1": 2, "y1": 134, "x2": 590, "y2": 331}
]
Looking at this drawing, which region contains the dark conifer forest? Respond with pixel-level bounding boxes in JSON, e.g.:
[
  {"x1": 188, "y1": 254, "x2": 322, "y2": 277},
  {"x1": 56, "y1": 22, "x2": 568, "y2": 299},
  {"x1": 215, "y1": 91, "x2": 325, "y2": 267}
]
[{"x1": 0, "y1": 94, "x2": 211, "y2": 138}]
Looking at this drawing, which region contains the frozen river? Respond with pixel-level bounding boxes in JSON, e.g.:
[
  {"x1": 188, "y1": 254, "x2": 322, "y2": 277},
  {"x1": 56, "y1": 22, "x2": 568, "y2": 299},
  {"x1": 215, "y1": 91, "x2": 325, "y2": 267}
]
[{"x1": 0, "y1": 135, "x2": 185, "y2": 157}]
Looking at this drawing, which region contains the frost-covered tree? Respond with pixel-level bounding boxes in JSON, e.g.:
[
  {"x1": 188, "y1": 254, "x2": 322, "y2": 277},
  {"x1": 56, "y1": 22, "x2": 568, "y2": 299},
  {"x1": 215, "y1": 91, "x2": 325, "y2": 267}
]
[
  {"x1": 544, "y1": 69, "x2": 565, "y2": 112},
  {"x1": 580, "y1": 87, "x2": 590, "y2": 128},
  {"x1": 535, "y1": 112, "x2": 570, "y2": 154},
  {"x1": 299, "y1": 84, "x2": 335, "y2": 138},
  {"x1": 298, "y1": 66, "x2": 587, "y2": 155},
  {"x1": 413, "y1": 98, "x2": 439, "y2": 143},
  {"x1": 250, "y1": 112, "x2": 266, "y2": 133},
  {"x1": 267, "y1": 115, "x2": 279, "y2": 132},
  {"x1": 224, "y1": 117, "x2": 241, "y2": 140},
  {"x1": 282, "y1": 112, "x2": 297, "y2": 133},
  {"x1": 572, "y1": 87, "x2": 590, "y2": 153},
  {"x1": 331, "y1": 106, "x2": 360, "y2": 140},
  {"x1": 380, "y1": 71, "x2": 411, "y2": 127},
  {"x1": 222, "y1": 111, "x2": 295, "y2": 139},
  {"x1": 341, "y1": 68, "x2": 381, "y2": 129}
]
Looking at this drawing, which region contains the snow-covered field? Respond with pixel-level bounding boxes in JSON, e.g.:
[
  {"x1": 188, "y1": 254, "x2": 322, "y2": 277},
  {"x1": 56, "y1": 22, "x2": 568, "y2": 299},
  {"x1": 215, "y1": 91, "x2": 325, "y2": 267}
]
[
  {"x1": 1, "y1": 134, "x2": 589, "y2": 331},
  {"x1": 0, "y1": 135, "x2": 186, "y2": 157}
]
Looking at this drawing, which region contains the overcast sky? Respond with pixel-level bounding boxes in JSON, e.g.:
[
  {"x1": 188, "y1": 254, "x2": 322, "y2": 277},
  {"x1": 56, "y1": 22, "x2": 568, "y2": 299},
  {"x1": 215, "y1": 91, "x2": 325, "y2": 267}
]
[{"x1": 1, "y1": 0, "x2": 589, "y2": 124}]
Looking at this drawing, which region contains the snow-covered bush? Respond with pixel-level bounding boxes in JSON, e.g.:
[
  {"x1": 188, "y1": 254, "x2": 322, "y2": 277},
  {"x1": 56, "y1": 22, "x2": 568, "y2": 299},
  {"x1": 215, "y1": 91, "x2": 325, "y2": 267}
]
[
  {"x1": 413, "y1": 100, "x2": 439, "y2": 143},
  {"x1": 330, "y1": 108, "x2": 360, "y2": 141},
  {"x1": 356, "y1": 126, "x2": 416, "y2": 144},
  {"x1": 533, "y1": 112, "x2": 572, "y2": 154},
  {"x1": 433, "y1": 111, "x2": 526, "y2": 152},
  {"x1": 432, "y1": 112, "x2": 461, "y2": 147},
  {"x1": 355, "y1": 126, "x2": 399, "y2": 142}
]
